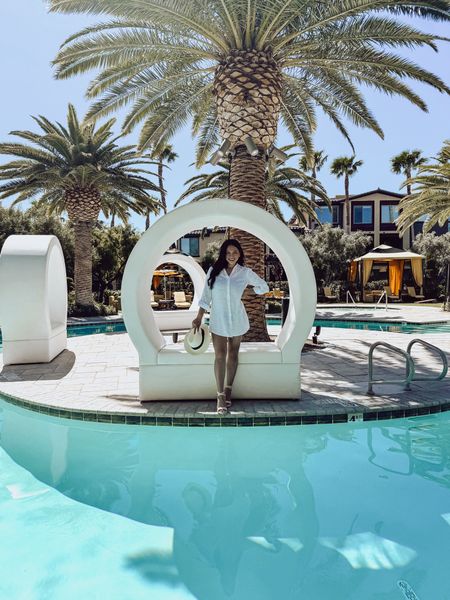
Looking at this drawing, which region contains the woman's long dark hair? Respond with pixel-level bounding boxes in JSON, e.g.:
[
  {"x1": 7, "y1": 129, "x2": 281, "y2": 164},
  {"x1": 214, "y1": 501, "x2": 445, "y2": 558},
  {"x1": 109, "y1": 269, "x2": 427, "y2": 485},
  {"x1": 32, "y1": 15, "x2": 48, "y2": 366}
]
[{"x1": 208, "y1": 239, "x2": 245, "y2": 289}]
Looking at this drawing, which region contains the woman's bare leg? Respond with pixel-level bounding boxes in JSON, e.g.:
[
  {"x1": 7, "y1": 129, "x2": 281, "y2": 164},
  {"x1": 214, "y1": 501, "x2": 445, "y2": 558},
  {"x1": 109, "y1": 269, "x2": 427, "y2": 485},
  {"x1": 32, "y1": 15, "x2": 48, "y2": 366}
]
[
  {"x1": 211, "y1": 333, "x2": 228, "y2": 394},
  {"x1": 225, "y1": 336, "x2": 242, "y2": 405}
]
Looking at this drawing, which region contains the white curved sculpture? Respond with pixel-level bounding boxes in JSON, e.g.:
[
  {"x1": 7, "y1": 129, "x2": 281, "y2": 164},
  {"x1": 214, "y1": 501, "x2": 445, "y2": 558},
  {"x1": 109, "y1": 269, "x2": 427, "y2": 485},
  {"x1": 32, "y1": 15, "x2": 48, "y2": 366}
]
[
  {"x1": 122, "y1": 198, "x2": 316, "y2": 401},
  {"x1": 0, "y1": 235, "x2": 67, "y2": 365},
  {"x1": 153, "y1": 253, "x2": 206, "y2": 331}
]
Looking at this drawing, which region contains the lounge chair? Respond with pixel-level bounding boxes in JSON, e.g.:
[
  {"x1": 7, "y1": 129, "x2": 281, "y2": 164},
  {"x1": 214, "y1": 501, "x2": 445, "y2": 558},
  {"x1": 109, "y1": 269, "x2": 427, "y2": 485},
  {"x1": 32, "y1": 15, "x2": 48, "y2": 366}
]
[
  {"x1": 323, "y1": 286, "x2": 338, "y2": 301},
  {"x1": 406, "y1": 286, "x2": 425, "y2": 301},
  {"x1": 384, "y1": 286, "x2": 400, "y2": 302},
  {"x1": 150, "y1": 290, "x2": 158, "y2": 309},
  {"x1": 173, "y1": 291, "x2": 191, "y2": 309}
]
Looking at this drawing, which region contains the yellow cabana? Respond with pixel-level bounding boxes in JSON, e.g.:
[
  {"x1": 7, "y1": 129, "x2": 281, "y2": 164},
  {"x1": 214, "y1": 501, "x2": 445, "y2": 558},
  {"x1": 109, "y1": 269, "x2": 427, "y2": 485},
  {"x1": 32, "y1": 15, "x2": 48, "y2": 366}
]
[{"x1": 350, "y1": 244, "x2": 424, "y2": 298}]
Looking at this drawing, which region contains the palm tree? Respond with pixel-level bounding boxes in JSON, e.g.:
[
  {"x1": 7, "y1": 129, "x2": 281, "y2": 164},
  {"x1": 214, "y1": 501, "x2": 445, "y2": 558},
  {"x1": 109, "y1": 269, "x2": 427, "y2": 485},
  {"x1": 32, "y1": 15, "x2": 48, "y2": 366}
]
[
  {"x1": 396, "y1": 140, "x2": 450, "y2": 234},
  {"x1": 330, "y1": 156, "x2": 364, "y2": 232},
  {"x1": 49, "y1": 1, "x2": 450, "y2": 339},
  {"x1": 0, "y1": 104, "x2": 160, "y2": 310},
  {"x1": 146, "y1": 144, "x2": 178, "y2": 228},
  {"x1": 391, "y1": 149, "x2": 428, "y2": 243},
  {"x1": 391, "y1": 149, "x2": 428, "y2": 195},
  {"x1": 177, "y1": 149, "x2": 329, "y2": 227},
  {"x1": 300, "y1": 150, "x2": 328, "y2": 226}
]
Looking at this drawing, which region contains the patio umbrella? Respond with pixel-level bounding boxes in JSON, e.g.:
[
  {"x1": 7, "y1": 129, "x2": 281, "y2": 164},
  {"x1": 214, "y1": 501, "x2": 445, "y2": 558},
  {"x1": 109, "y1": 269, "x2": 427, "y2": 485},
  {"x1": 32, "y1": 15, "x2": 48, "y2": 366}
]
[{"x1": 152, "y1": 269, "x2": 179, "y2": 299}]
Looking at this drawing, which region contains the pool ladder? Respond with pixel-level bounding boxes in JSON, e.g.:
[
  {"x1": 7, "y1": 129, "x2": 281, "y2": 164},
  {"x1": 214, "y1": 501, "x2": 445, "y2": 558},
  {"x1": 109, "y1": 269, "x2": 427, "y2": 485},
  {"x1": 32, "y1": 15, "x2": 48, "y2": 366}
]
[{"x1": 367, "y1": 339, "x2": 448, "y2": 395}]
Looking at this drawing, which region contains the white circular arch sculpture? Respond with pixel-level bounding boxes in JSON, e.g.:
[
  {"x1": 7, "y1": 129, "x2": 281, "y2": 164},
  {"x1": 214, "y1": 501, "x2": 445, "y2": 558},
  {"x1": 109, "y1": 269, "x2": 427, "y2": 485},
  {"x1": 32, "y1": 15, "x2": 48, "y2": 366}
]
[
  {"x1": 122, "y1": 198, "x2": 316, "y2": 401},
  {"x1": 0, "y1": 235, "x2": 67, "y2": 365},
  {"x1": 153, "y1": 253, "x2": 206, "y2": 332}
]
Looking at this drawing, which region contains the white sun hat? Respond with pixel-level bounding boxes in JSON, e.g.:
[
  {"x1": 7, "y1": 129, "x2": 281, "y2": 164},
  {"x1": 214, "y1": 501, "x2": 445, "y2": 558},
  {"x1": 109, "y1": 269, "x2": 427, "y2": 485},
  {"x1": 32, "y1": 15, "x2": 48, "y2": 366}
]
[{"x1": 183, "y1": 324, "x2": 211, "y2": 354}]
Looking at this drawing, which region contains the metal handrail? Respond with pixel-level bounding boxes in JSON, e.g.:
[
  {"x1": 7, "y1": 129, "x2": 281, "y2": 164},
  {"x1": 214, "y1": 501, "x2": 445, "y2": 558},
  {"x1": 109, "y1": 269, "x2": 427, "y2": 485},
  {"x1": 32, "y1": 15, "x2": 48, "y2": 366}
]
[
  {"x1": 368, "y1": 341, "x2": 415, "y2": 395},
  {"x1": 346, "y1": 290, "x2": 357, "y2": 305},
  {"x1": 373, "y1": 290, "x2": 388, "y2": 311},
  {"x1": 406, "y1": 338, "x2": 448, "y2": 381}
]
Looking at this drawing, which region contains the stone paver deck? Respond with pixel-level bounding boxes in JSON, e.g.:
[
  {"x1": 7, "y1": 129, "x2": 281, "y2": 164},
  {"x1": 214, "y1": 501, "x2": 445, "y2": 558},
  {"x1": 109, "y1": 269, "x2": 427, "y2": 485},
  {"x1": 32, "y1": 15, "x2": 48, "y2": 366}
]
[{"x1": 1, "y1": 324, "x2": 449, "y2": 425}]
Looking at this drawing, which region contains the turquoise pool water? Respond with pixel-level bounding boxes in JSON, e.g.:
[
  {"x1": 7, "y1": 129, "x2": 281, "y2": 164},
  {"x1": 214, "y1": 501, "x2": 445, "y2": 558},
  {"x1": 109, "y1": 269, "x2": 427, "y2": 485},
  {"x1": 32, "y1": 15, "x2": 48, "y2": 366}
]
[
  {"x1": 67, "y1": 318, "x2": 450, "y2": 335},
  {"x1": 1, "y1": 398, "x2": 450, "y2": 599}
]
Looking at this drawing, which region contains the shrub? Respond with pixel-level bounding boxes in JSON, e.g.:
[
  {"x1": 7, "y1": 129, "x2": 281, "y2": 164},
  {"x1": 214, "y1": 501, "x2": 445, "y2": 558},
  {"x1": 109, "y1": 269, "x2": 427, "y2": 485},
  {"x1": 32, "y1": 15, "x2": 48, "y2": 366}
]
[{"x1": 68, "y1": 292, "x2": 117, "y2": 317}]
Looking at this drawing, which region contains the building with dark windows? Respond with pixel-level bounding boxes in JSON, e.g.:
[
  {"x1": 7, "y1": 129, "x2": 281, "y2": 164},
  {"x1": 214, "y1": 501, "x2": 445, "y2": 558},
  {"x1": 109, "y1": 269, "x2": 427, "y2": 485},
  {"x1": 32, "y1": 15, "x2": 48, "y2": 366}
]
[
  {"x1": 178, "y1": 233, "x2": 200, "y2": 257},
  {"x1": 312, "y1": 188, "x2": 449, "y2": 249},
  {"x1": 312, "y1": 188, "x2": 409, "y2": 248},
  {"x1": 175, "y1": 189, "x2": 449, "y2": 278},
  {"x1": 177, "y1": 228, "x2": 226, "y2": 260}
]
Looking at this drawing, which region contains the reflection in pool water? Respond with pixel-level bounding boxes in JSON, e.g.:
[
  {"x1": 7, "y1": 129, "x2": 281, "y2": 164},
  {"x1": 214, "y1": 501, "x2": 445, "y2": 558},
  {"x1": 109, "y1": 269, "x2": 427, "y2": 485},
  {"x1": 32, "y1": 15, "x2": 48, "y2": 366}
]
[{"x1": 1, "y1": 399, "x2": 450, "y2": 599}]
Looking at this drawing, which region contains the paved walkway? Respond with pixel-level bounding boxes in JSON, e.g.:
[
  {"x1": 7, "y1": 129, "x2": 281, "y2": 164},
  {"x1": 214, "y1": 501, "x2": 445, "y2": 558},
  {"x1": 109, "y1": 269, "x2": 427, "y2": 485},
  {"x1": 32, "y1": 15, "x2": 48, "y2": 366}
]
[{"x1": 0, "y1": 324, "x2": 449, "y2": 426}]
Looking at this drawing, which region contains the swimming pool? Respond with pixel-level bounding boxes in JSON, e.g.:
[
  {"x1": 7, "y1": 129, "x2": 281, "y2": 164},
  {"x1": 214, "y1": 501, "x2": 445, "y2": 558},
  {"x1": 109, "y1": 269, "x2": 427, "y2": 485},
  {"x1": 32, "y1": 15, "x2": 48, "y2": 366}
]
[
  {"x1": 67, "y1": 318, "x2": 450, "y2": 336},
  {"x1": 1, "y1": 398, "x2": 449, "y2": 599}
]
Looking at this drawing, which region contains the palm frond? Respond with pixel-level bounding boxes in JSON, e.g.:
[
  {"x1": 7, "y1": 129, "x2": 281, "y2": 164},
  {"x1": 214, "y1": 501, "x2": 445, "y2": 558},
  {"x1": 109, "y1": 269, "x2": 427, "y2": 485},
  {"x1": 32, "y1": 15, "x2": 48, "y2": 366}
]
[
  {"x1": 194, "y1": 104, "x2": 221, "y2": 167},
  {"x1": 138, "y1": 82, "x2": 213, "y2": 151},
  {"x1": 279, "y1": 89, "x2": 314, "y2": 158},
  {"x1": 49, "y1": 0, "x2": 450, "y2": 168},
  {"x1": 50, "y1": 0, "x2": 230, "y2": 52}
]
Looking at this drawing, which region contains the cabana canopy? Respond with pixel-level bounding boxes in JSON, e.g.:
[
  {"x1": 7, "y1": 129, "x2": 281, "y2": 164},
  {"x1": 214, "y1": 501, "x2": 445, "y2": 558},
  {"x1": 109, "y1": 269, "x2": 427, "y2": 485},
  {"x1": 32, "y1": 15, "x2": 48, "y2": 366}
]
[{"x1": 349, "y1": 244, "x2": 424, "y2": 296}]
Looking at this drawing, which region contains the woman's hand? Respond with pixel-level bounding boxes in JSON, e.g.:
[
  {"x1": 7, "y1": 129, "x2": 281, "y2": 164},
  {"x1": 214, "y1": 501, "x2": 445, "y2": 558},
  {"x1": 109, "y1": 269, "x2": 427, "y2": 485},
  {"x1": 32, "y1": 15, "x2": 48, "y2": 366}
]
[{"x1": 192, "y1": 317, "x2": 202, "y2": 332}]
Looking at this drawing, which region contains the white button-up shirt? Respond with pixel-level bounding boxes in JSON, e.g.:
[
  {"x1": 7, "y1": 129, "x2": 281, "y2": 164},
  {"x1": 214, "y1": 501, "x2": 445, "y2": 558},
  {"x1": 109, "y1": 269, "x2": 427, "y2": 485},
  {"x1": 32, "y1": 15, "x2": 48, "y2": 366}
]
[{"x1": 199, "y1": 264, "x2": 269, "y2": 337}]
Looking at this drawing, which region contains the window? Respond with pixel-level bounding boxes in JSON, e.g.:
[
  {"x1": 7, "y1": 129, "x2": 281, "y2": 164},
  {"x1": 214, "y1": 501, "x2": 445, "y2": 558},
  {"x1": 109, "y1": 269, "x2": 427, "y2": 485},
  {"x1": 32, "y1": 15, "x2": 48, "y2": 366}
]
[
  {"x1": 315, "y1": 206, "x2": 332, "y2": 224},
  {"x1": 180, "y1": 237, "x2": 199, "y2": 256},
  {"x1": 381, "y1": 203, "x2": 399, "y2": 223},
  {"x1": 315, "y1": 205, "x2": 339, "y2": 225},
  {"x1": 353, "y1": 205, "x2": 373, "y2": 225},
  {"x1": 332, "y1": 205, "x2": 339, "y2": 224}
]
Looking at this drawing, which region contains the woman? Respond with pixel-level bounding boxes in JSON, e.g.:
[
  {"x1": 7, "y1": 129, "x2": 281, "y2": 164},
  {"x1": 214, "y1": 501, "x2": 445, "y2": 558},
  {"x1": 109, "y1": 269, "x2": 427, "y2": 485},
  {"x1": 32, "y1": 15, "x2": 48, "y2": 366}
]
[{"x1": 192, "y1": 239, "x2": 269, "y2": 415}]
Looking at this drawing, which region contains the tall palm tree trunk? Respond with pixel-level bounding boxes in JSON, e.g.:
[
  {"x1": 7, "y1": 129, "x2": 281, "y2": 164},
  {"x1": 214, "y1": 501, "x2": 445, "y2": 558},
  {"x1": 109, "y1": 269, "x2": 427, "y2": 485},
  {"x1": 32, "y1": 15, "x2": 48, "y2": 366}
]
[
  {"x1": 309, "y1": 165, "x2": 317, "y2": 229},
  {"x1": 344, "y1": 176, "x2": 350, "y2": 233},
  {"x1": 406, "y1": 168, "x2": 412, "y2": 196},
  {"x1": 229, "y1": 145, "x2": 270, "y2": 342},
  {"x1": 73, "y1": 220, "x2": 95, "y2": 307},
  {"x1": 158, "y1": 157, "x2": 167, "y2": 214},
  {"x1": 406, "y1": 167, "x2": 413, "y2": 245}
]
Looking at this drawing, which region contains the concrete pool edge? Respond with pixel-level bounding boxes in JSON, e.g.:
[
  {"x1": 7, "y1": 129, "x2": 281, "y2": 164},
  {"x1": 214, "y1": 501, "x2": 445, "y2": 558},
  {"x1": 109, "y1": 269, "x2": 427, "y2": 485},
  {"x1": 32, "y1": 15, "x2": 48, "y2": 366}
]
[{"x1": 1, "y1": 387, "x2": 449, "y2": 426}]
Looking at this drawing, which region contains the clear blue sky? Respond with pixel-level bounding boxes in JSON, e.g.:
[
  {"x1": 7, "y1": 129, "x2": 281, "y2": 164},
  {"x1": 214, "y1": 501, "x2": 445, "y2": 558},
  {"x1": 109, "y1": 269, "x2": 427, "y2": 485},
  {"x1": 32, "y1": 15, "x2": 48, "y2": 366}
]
[{"x1": 1, "y1": 2, "x2": 449, "y2": 230}]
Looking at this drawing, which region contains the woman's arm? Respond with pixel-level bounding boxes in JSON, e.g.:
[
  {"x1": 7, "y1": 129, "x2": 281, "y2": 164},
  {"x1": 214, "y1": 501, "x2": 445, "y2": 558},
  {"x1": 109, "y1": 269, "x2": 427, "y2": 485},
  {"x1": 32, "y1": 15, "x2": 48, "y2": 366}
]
[
  {"x1": 192, "y1": 307, "x2": 206, "y2": 332},
  {"x1": 246, "y1": 268, "x2": 269, "y2": 295},
  {"x1": 193, "y1": 268, "x2": 212, "y2": 331}
]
